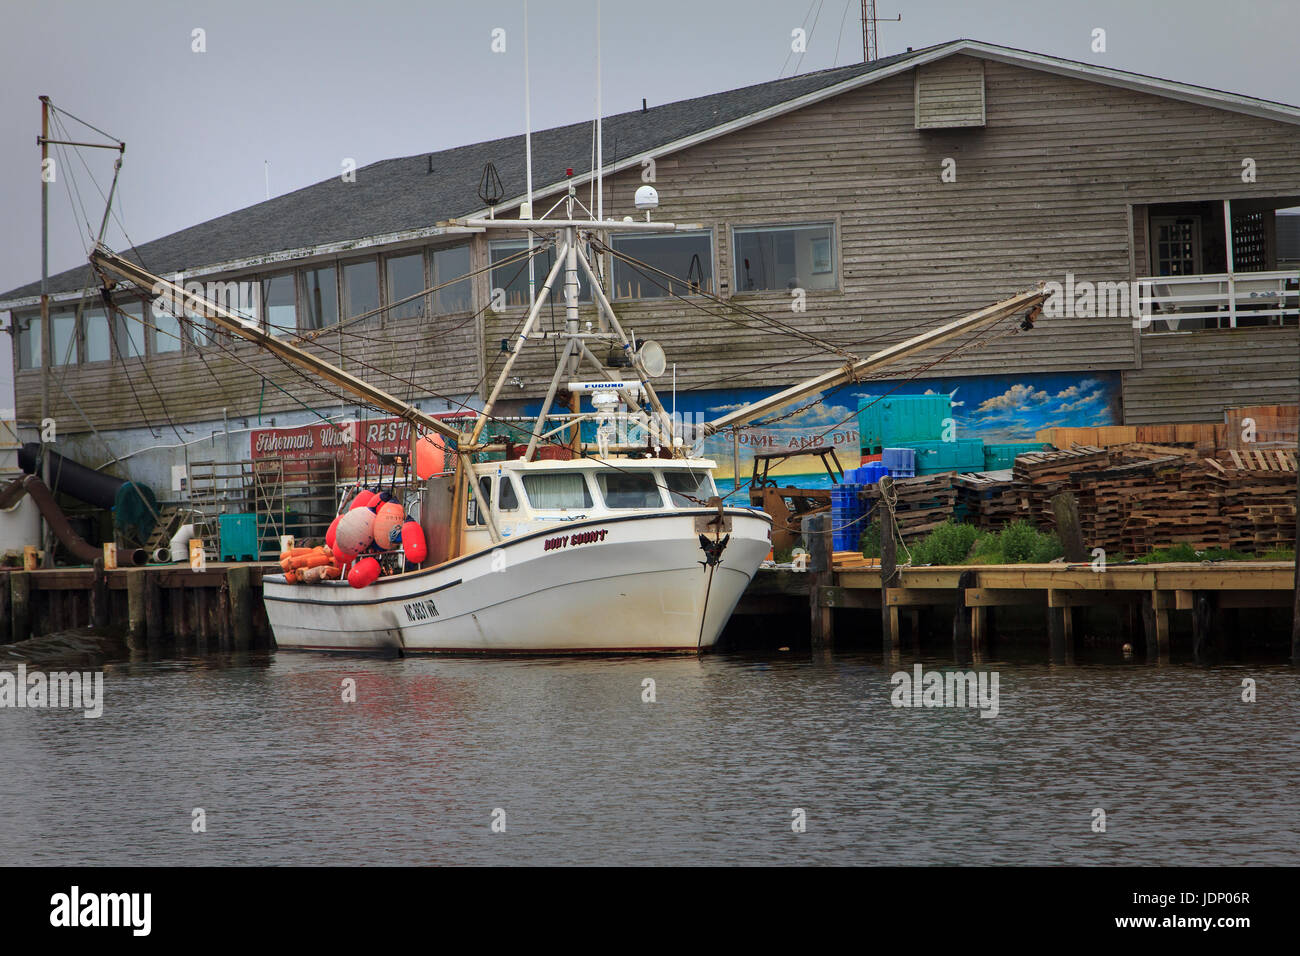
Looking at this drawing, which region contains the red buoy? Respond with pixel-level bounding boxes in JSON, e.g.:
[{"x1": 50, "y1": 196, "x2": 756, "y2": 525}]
[
  {"x1": 348, "y1": 556, "x2": 381, "y2": 589},
  {"x1": 401, "y1": 520, "x2": 427, "y2": 563}
]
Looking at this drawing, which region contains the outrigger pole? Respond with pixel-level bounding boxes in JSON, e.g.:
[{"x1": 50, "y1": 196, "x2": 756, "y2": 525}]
[
  {"x1": 703, "y1": 286, "x2": 1049, "y2": 435},
  {"x1": 89, "y1": 244, "x2": 506, "y2": 547}
]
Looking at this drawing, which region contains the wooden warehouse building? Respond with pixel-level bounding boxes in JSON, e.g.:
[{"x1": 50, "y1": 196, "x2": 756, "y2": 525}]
[{"x1": 3, "y1": 38, "x2": 1299, "y2": 503}]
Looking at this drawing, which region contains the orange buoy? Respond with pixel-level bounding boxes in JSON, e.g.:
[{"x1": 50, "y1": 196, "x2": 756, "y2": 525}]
[
  {"x1": 415, "y1": 434, "x2": 444, "y2": 480},
  {"x1": 335, "y1": 507, "x2": 375, "y2": 557},
  {"x1": 373, "y1": 500, "x2": 405, "y2": 551},
  {"x1": 348, "y1": 556, "x2": 381, "y2": 588},
  {"x1": 401, "y1": 520, "x2": 427, "y2": 563}
]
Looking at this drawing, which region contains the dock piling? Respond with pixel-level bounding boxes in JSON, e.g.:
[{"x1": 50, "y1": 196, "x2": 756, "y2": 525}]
[
  {"x1": 228, "y1": 566, "x2": 253, "y2": 651},
  {"x1": 11, "y1": 571, "x2": 31, "y2": 642},
  {"x1": 125, "y1": 568, "x2": 147, "y2": 652}
]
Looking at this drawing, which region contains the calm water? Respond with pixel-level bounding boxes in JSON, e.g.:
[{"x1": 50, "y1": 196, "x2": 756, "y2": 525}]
[{"x1": 2, "y1": 647, "x2": 1297, "y2": 865}]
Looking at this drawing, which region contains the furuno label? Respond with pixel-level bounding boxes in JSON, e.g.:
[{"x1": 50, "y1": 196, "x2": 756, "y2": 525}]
[
  {"x1": 543, "y1": 528, "x2": 608, "y2": 552},
  {"x1": 403, "y1": 598, "x2": 440, "y2": 622}
]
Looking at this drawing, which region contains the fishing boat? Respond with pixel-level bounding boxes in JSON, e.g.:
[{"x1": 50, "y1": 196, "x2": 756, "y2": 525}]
[{"x1": 92, "y1": 229, "x2": 1043, "y2": 653}]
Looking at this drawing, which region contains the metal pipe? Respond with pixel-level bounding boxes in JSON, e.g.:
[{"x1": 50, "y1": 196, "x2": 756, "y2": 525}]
[{"x1": 468, "y1": 242, "x2": 568, "y2": 446}]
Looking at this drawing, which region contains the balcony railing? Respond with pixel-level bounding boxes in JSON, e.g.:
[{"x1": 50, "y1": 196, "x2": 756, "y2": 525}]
[{"x1": 1137, "y1": 270, "x2": 1300, "y2": 333}]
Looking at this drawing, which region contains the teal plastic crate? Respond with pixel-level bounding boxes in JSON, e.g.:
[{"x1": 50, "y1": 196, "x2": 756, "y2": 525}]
[
  {"x1": 858, "y1": 394, "x2": 953, "y2": 455},
  {"x1": 219, "y1": 513, "x2": 259, "y2": 561},
  {"x1": 897, "y1": 438, "x2": 985, "y2": 475},
  {"x1": 983, "y1": 442, "x2": 1049, "y2": 471}
]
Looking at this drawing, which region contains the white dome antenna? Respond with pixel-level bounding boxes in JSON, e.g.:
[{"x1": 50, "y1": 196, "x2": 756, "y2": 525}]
[{"x1": 634, "y1": 184, "x2": 659, "y2": 221}]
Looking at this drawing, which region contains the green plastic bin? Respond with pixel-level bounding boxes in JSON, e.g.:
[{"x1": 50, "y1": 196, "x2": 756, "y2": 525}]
[
  {"x1": 858, "y1": 394, "x2": 954, "y2": 455},
  {"x1": 219, "y1": 513, "x2": 259, "y2": 562}
]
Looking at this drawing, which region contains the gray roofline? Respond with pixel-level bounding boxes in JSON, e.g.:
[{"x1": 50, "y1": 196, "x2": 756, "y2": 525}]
[{"x1": 5, "y1": 38, "x2": 1299, "y2": 311}]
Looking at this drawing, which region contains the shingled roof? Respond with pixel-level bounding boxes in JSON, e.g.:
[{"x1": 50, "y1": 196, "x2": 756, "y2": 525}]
[
  {"x1": 2, "y1": 45, "x2": 930, "y2": 304},
  {"x1": 7, "y1": 37, "x2": 1299, "y2": 305}
]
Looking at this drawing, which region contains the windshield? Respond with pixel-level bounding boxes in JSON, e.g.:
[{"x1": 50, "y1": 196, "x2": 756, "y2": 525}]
[
  {"x1": 663, "y1": 470, "x2": 716, "y2": 507},
  {"x1": 522, "y1": 472, "x2": 593, "y2": 511},
  {"x1": 597, "y1": 472, "x2": 663, "y2": 509}
]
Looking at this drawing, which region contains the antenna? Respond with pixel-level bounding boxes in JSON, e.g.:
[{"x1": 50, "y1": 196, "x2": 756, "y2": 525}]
[
  {"x1": 523, "y1": 0, "x2": 536, "y2": 305},
  {"x1": 861, "y1": 0, "x2": 901, "y2": 62}
]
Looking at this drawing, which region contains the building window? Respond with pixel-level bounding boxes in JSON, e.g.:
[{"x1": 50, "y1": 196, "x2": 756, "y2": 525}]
[
  {"x1": 16, "y1": 314, "x2": 40, "y2": 369},
  {"x1": 151, "y1": 298, "x2": 182, "y2": 354},
  {"x1": 733, "y1": 222, "x2": 837, "y2": 293},
  {"x1": 1152, "y1": 217, "x2": 1201, "y2": 276},
  {"x1": 490, "y1": 240, "x2": 590, "y2": 309},
  {"x1": 301, "y1": 266, "x2": 339, "y2": 330},
  {"x1": 342, "y1": 258, "x2": 379, "y2": 322},
  {"x1": 83, "y1": 308, "x2": 111, "y2": 363},
  {"x1": 386, "y1": 253, "x2": 426, "y2": 321},
  {"x1": 115, "y1": 302, "x2": 147, "y2": 359},
  {"x1": 431, "y1": 244, "x2": 471, "y2": 315},
  {"x1": 612, "y1": 231, "x2": 713, "y2": 299},
  {"x1": 51, "y1": 311, "x2": 78, "y2": 365},
  {"x1": 261, "y1": 273, "x2": 298, "y2": 336}
]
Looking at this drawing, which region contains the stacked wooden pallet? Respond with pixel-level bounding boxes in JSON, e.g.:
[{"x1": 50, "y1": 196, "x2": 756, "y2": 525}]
[
  {"x1": 863, "y1": 474, "x2": 957, "y2": 541},
  {"x1": 1209, "y1": 449, "x2": 1297, "y2": 552},
  {"x1": 953, "y1": 472, "x2": 1020, "y2": 530},
  {"x1": 1012, "y1": 446, "x2": 1111, "y2": 527}
]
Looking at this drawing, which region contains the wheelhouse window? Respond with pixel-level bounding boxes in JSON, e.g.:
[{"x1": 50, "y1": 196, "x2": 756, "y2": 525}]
[
  {"x1": 301, "y1": 266, "x2": 339, "y2": 330},
  {"x1": 17, "y1": 314, "x2": 40, "y2": 369},
  {"x1": 522, "y1": 472, "x2": 592, "y2": 511},
  {"x1": 733, "y1": 222, "x2": 837, "y2": 292},
  {"x1": 664, "y1": 470, "x2": 716, "y2": 507},
  {"x1": 490, "y1": 240, "x2": 590, "y2": 309},
  {"x1": 386, "y1": 253, "x2": 426, "y2": 321},
  {"x1": 83, "y1": 308, "x2": 111, "y2": 363},
  {"x1": 597, "y1": 472, "x2": 663, "y2": 509},
  {"x1": 611, "y1": 231, "x2": 713, "y2": 299},
  {"x1": 468, "y1": 476, "x2": 493, "y2": 526},
  {"x1": 342, "y1": 258, "x2": 380, "y2": 322},
  {"x1": 261, "y1": 274, "x2": 297, "y2": 336},
  {"x1": 51, "y1": 311, "x2": 77, "y2": 365},
  {"x1": 431, "y1": 244, "x2": 471, "y2": 315},
  {"x1": 115, "y1": 302, "x2": 146, "y2": 359},
  {"x1": 498, "y1": 475, "x2": 520, "y2": 511}
]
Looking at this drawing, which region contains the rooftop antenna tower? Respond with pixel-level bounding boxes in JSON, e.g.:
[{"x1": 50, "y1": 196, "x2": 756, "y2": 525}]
[{"x1": 861, "y1": 0, "x2": 901, "y2": 62}]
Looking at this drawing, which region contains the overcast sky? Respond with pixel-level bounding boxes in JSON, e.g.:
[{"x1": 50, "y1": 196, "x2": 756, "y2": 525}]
[{"x1": 2, "y1": 0, "x2": 1299, "y2": 298}]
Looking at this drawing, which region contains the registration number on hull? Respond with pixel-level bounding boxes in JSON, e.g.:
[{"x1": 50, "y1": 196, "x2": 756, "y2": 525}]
[{"x1": 403, "y1": 598, "x2": 440, "y2": 622}]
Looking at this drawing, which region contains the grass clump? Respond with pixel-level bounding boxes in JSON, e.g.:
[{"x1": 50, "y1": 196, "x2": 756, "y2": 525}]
[{"x1": 911, "y1": 520, "x2": 979, "y2": 566}]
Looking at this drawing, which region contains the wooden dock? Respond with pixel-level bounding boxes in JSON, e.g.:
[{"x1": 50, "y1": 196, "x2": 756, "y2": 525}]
[
  {"x1": 3, "y1": 554, "x2": 1297, "y2": 663},
  {"x1": 1, "y1": 563, "x2": 279, "y2": 652},
  {"x1": 734, "y1": 551, "x2": 1297, "y2": 662}
]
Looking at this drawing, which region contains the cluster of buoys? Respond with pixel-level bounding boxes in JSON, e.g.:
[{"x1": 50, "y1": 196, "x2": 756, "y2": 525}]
[
  {"x1": 321, "y1": 487, "x2": 428, "y2": 589},
  {"x1": 279, "y1": 545, "x2": 344, "y2": 584}
]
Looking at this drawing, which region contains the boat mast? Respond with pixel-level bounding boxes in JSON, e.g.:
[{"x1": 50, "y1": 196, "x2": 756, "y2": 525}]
[{"x1": 704, "y1": 287, "x2": 1048, "y2": 435}]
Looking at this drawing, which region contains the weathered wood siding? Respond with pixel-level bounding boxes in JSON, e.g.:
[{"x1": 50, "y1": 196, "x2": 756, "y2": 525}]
[
  {"x1": 1122, "y1": 327, "x2": 1300, "y2": 423},
  {"x1": 915, "y1": 57, "x2": 986, "y2": 128},
  {"x1": 20, "y1": 53, "x2": 1300, "y2": 433}
]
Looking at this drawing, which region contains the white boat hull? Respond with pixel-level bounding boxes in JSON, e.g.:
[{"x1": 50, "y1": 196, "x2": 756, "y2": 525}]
[{"x1": 264, "y1": 509, "x2": 771, "y2": 654}]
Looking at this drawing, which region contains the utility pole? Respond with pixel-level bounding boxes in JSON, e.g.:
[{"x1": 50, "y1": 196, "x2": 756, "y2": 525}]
[{"x1": 38, "y1": 95, "x2": 52, "y2": 567}]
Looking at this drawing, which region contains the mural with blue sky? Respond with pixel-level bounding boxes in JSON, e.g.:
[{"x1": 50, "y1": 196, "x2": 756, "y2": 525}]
[{"x1": 677, "y1": 370, "x2": 1122, "y2": 494}]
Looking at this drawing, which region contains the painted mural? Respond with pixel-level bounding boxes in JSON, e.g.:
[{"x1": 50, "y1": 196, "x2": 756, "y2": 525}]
[{"x1": 674, "y1": 370, "x2": 1123, "y2": 493}]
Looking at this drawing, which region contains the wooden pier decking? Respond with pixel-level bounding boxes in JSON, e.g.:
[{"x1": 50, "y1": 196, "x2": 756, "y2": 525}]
[
  {"x1": 3, "y1": 555, "x2": 1297, "y2": 661},
  {"x1": 734, "y1": 552, "x2": 1297, "y2": 661}
]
